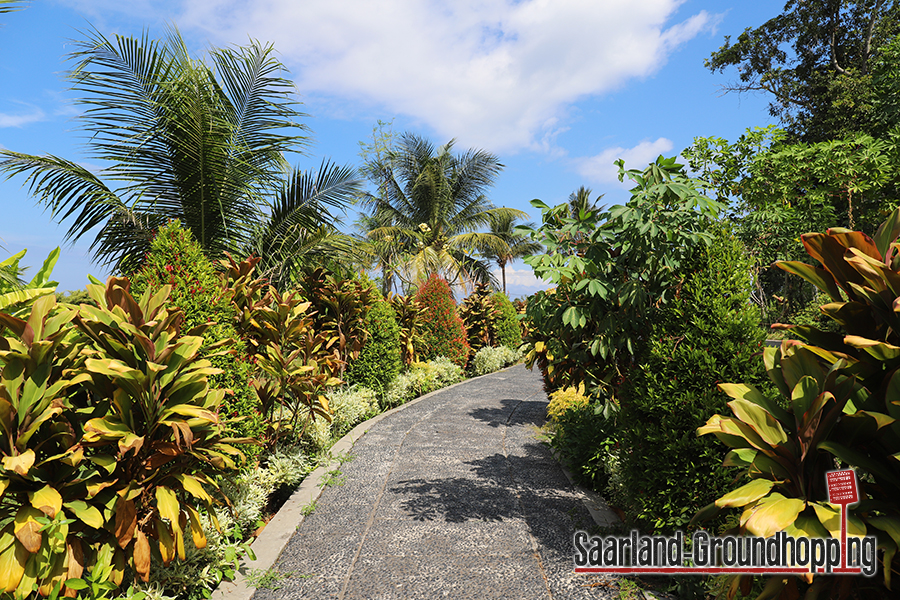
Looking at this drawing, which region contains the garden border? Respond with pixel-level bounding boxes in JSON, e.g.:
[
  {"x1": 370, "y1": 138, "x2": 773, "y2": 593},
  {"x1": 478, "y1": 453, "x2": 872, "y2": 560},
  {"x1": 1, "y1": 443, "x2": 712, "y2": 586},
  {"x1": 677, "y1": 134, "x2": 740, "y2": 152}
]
[{"x1": 209, "y1": 364, "x2": 618, "y2": 600}]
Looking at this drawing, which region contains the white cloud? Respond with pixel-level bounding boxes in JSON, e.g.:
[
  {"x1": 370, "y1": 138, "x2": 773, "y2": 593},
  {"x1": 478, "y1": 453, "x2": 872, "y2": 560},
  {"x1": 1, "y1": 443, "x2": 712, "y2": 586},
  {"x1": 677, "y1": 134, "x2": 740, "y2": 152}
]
[
  {"x1": 170, "y1": 0, "x2": 715, "y2": 153},
  {"x1": 574, "y1": 137, "x2": 674, "y2": 183},
  {"x1": 494, "y1": 266, "x2": 548, "y2": 297},
  {"x1": 0, "y1": 108, "x2": 45, "y2": 128}
]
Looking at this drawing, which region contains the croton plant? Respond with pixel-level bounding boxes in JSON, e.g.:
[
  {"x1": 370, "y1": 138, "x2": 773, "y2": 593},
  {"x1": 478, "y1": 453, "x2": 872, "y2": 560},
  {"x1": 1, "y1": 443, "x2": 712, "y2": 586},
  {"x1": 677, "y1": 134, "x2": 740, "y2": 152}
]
[{"x1": 696, "y1": 207, "x2": 900, "y2": 599}]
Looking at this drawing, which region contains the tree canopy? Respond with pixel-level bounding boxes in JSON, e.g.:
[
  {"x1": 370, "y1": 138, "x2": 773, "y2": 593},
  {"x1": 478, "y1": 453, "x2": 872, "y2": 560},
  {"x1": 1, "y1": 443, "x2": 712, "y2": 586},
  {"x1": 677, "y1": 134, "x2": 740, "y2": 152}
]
[{"x1": 707, "y1": 0, "x2": 900, "y2": 142}]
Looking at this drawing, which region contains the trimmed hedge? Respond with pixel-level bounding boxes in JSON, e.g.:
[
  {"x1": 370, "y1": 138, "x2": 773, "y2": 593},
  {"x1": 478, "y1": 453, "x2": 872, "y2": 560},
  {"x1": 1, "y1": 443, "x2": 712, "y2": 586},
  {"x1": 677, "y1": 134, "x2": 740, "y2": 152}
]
[
  {"x1": 492, "y1": 292, "x2": 521, "y2": 349},
  {"x1": 346, "y1": 293, "x2": 403, "y2": 396}
]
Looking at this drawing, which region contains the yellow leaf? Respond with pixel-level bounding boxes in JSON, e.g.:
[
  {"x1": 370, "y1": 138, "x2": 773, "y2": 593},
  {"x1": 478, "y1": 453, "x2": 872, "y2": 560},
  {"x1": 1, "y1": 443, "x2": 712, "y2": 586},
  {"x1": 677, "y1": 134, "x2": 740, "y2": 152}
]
[
  {"x1": 0, "y1": 540, "x2": 28, "y2": 593},
  {"x1": 1, "y1": 451, "x2": 35, "y2": 476},
  {"x1": 156, "y1": 520, "x2": 175, "y2": 566},
  {"x1": 744, "y1": 494, "x2": 806, "y2": 538},
  {"x1": 13, "y1": 507, "x2": 43, "y2": 554},
  {"x1": 716, "y1": 479, "x2": 775, "y2": 509},
  {"x1": 29, "y1": 485, "x2": 62, "y2": 518},
  {"x1": 184, "y1": 505, "x2": 206, "y2": 549}
]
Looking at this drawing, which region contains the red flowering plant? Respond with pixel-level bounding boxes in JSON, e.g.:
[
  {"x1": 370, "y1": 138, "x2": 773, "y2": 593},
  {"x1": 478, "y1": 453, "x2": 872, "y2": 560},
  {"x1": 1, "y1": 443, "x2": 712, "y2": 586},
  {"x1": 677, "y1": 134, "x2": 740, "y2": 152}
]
[{"x1": 413, "y1": 274, "x2": 470, "y2": 367}]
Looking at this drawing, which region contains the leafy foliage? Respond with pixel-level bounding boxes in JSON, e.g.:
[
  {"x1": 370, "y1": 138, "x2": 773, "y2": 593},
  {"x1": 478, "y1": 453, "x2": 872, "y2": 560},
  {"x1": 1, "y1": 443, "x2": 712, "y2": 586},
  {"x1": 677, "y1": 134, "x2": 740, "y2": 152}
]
[
  {"x1": 458, "y1": 284, "x2": 498, "y2": 352},
  {"x1": 521, "y1": 155, "x2": 723, "y2": 401},
  {"x1": 413, "y1": 275, "x2": 470, "y2": 367},
  {"x1": 0, "y1": 29, "x2": 353, "y2": 274},
  {"x1": 491, "y1": 292, "x2": 521, "y2": 350},
  {"x1": 358, "y1": 132, "x2": 525, "y2": 287},
  {"x1": 705, "y1": 0, "x2": 900, "y2": 142},
  {"x1": 383, "y1": 358, "x2": 463, "y2": 408},
  {"x1": 0, "y1": 277, "x2": 247, "y2": 597},
  {"x1": 0, "y1": 248, "x2": 59, "y2": 316},
  {"x1": 470, "y1": 345, "x2": 522, "y2": 377},
  {"x1": 130, "y1": 222, "x2": 260, "y2": 441},
  {"x1": 389, "y1": 294, "x2": 427, "y2": 367},
  {"x1": 345, "y1": 295, "x2": 402, "y2": 396},
  {"x1": 696, "y1": 208, "x2": 900, "y2": 597},
  {"x1": 613, "y1": 229, "x2": 767, "y2": 534}
]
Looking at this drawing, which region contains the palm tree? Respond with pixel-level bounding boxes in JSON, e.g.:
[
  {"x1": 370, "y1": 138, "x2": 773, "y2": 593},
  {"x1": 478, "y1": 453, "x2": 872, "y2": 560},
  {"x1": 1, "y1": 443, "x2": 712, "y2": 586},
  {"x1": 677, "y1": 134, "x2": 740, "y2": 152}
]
[
  {"x1": 568, "y1": 185, "x2": 603, "y2": 218},
  {"x1": 359, "y1": 132, "x2": 527, "y2": 290},
  {"x1": 484, "y1": 213, "x2": 543, "y2": 295},
  {"x1": 0, "y1": 28, "x2": 357, "y2": 273}
]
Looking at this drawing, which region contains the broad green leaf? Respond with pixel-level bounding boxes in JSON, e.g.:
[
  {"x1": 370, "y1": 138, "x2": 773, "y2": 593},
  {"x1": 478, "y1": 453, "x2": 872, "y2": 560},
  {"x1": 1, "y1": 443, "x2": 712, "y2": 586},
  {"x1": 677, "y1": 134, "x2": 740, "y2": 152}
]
[
  {"x1": 843, "y1": 335, "x2": 900, "y2": 361},
  {"x1": 715, "y1": 479, "x2": 774, "y2": 508},
  {"x1": 868, "y1": 515, "x2": 900, "y2": 548},
  {"x1": 63, "y1": 501, "x2": 104, "y2": 530},
  {"x1": 776, "y1": 261, "x2": 842, "y2": 301},
  {"x1": 728, "y1": 399, "x2": 789, "y2": 446},
  {"x1": 874, "y1": 206, "x2": 900, "y2": 259},
  {"x1": 723, "y1": 448, "x2": 757, "y2": 468},
  {"x1": 784, "y1": 511, "x2": 830, "y2": 539},
  {"x1": 719, "y1": 383, "x2": 792, "y2": 425},
  {"x1": 811, "y1": 502, "x2": 867, "y2": 539}
]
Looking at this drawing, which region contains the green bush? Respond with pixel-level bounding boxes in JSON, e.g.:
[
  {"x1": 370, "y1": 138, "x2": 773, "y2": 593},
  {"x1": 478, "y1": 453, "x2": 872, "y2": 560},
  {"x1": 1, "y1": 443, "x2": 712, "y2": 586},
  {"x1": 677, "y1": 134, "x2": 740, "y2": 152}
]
[
  {"x1": 413, "y1": 275, "x2": 470, "y2": 366},
  {"x1": 130, "y1": 221, "x2": 262, "y2": 441},
  {"x1": 612, "y1": 229, "x2": 767, "y2": 534},
  {"x1": 383, "y1": 358, "x2": 464, "y2": 407},
  {"x1": 547, "y1": 395, "x2": 614, "y2": 492},
  {"x1": 492, "y1": 292, "x2": 522, "y2": 349},
  {"x1": 470, "y1": 345, "x2": 522, "y2": 376},
  {"x1": 328, "y1": 385, "x2": 379, "y2": 438},
  {"x1": 346, "y1": 294, "x2": 402, "y2": 395},
  {"x1": 459, "y1": 283, "x2": 498, "y2": 352}
]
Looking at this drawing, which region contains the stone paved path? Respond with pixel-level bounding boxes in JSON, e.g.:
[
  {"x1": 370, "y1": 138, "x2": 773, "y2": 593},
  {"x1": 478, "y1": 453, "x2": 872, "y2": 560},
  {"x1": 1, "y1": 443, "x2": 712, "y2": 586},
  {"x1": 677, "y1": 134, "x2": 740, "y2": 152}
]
[{"x1": 253, "y1": 365, "x2": 617, "y2": 600}]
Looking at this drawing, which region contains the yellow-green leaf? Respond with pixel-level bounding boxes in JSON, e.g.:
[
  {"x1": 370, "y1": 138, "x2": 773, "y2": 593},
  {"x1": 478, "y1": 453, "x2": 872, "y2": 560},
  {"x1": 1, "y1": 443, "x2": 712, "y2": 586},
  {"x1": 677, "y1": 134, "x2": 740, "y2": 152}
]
[
  {"x1": 13, "y1": 507, "x2": 43, "y2": 554},
  {"x1": 728, "y1": 399, "x2": 789, "y2": 446},
  {"x1": 744, "y1": 493, "x2": 806, "y2": 538},
  {"x1": 63, "y1": 501, "x2": 104, "y2": 530},
  {"x1": 2, "y1": 451, "x2": 35, "y2": 476},
  {"x1": 28, "y1": 485, "x2": 62, "y2": 518},
  {"x1": 716, "y1": 479, "x2": 775, "y2": 509}
]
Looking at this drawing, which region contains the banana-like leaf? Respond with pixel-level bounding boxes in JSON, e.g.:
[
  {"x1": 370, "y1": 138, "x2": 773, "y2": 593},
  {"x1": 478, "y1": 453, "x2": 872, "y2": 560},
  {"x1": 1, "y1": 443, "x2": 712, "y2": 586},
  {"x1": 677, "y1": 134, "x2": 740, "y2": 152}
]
[
  {"x1": 715, "y1": 479, "x2": 775, "y2": 508},
  {"x1": 743, "y1": 493, "x2": 806, "y2": 538}
]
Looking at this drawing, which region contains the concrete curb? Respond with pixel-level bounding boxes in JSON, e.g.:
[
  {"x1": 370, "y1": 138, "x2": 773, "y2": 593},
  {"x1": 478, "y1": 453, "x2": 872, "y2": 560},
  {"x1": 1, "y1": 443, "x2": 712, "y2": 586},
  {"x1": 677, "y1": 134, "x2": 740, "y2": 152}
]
[{"x1": 210, "y1": 369, "x2": 510, "y2": 600}]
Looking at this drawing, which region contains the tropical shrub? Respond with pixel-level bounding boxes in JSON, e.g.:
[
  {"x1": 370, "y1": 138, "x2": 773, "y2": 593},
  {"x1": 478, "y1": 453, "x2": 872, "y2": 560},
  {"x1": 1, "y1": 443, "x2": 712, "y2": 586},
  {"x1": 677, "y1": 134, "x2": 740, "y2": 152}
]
[
  {"x1": 345, "y1": 295, "x2": 402, "y2": 396},
  {"x1": 130, "y1": 222, "x2": 261, "y2": 440},
  {"x1": 613, "y1": 229, "x2": 767, "y2": 534},
  {"x1": 0, "y1": 247, "x2": 59, "y2": 315},
  {"x1": 389, "y1": 294, "x2": 427, "y2": 366},
  {"x1": 0, "y1": 279, "x2": 248, "y2": 597},
  {"x1": 470, "y1": 345, "x2": 522, "y2": 376},
  {"x1": 520, "y1": 156, "x2": 723, "y2": 404},
  {"x1": 546, "y1": 384, "x2": 589, "y2": 423},
  {"x1": 492, "y1": 292, "x2": 521, "y2": 349},
  {"x1": 413, "y1": 275, "x2": 469, "y2": 367},
  {"x1": 296, "y1": 268, "x2": 373, "y2": 373},
  {"x1": 458, "y1": 283, "x2": 498, "y2": 352},
  {"x1": 383, "y1": 358, "x2": 464, "y2": 408},
  {"x1": 546, "y1": 389, "x2": 614, "y2": 492},
  {"x1": 327, "y1": 386, "x2": 379, "y2": 438},
  {"x1": 696, "y1": 208, "x2": 900, "y2": 598}
]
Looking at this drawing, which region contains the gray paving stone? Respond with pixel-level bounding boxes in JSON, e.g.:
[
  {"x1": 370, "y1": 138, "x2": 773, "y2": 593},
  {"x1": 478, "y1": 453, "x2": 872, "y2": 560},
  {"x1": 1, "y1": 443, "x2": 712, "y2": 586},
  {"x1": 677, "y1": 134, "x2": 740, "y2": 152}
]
[{"x1": 252, "y1": 365, "x2": 617, "y2": 600}]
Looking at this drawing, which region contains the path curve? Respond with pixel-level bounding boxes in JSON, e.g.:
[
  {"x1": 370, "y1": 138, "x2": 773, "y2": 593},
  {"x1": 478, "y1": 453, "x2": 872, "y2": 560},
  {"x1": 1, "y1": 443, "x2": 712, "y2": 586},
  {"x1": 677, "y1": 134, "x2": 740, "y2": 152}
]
[{"x1": 251, "y1": 365, "x2": 618, "y2": 599}]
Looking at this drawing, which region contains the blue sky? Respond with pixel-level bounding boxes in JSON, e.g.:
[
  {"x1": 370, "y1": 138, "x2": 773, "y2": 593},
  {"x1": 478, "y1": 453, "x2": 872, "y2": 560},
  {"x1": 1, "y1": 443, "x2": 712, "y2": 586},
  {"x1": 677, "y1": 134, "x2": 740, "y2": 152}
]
[{"x1": 0, "y1": 0, "x2": 781, "y2": 298}]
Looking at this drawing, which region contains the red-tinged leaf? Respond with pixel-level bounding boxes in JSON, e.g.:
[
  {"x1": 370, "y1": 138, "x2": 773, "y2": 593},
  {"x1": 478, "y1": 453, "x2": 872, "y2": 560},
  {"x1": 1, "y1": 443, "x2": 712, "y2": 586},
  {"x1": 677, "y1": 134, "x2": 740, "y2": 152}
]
[
  {"x1": 114, "y1": 498, "x2": 136, "y2": 549},
  {"x1": 133, "y1": 530, "x2": 150, "y2": 582}
]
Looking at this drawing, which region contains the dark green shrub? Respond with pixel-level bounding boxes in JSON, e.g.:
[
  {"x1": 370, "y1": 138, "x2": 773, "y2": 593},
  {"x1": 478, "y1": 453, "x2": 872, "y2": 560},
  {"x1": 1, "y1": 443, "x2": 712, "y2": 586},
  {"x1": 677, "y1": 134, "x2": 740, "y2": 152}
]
[
  {"x1": 413, "y1": 275, "x2": 470, "y2": 367},
  {"x1": 130, "y1": 221, "x2": 262, "y2": 440},
  {"x1": 492, "y1": 292, "x2": 521, "y2": 348},
  {"x1": 547, "y1": 386, "x2": 614, "y2": 492},
  {"x1": 613, "y1": 229, "x2": 767, "y2": 534},
  {"x1": 346, "y1": 291, "x2": 402, "y2": 395}
]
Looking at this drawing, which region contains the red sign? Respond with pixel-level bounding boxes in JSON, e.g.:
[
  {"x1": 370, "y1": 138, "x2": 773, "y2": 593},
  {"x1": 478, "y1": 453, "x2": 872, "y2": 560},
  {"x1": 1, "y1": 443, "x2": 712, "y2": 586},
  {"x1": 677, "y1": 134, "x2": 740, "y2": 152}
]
[{"x1": 826, "y1": 469, "x2": 859, "y2": 505}]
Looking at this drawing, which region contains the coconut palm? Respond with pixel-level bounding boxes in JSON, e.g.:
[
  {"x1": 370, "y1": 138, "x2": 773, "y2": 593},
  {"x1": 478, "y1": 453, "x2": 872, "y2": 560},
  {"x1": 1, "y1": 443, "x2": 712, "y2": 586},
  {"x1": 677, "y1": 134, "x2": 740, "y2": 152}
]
[
  {"x1": 568, "y1": 185, "x2": 603, "y2": 218},
  {"x1": 484, "y1": 213, "x2": 543, "y2": 295},
  {"x1": 359, "y1": 132, "x2": 527, "y2": 290},
  {"x1": 0, "y1": 28, "x2": 357, "y2": 273}
]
